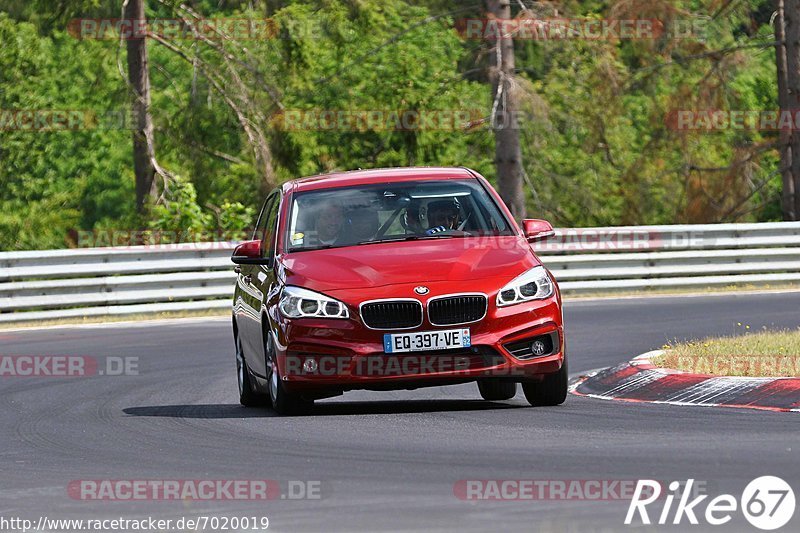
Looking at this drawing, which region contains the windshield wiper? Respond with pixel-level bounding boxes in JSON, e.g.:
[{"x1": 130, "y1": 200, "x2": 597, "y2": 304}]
[
  {"x1": 357, "y1": 234, "x2": 460, "y2": 246},
  {"x1": 294, "y1": 243, "x2": 337, "y2": 251}
]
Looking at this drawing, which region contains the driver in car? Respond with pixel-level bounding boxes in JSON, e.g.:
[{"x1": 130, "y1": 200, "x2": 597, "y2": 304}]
[
  {"x1": 312, "y1": 200, "x2": 345, "y2": 246},
  {"x1": 345, "y1": 208, "x2": 380, "y2": 243},
  {"x1": 425, "y1": 199, "x2": 462, "y2": 234}
]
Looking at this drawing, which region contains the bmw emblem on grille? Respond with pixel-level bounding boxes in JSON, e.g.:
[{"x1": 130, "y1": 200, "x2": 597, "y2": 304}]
[{"x1": 414, "y1": 286, "x2": 430, "y2": 295}]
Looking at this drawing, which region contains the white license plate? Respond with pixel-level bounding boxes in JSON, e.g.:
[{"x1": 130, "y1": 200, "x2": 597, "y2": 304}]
[{"x1": 383, "y1": 329, "x2": 471, "y2": 353}]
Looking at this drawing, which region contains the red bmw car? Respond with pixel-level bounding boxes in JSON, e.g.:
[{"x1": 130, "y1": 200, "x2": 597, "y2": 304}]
[{"x1": 231, "y1": 167, "x2": 566, "y2": 414}]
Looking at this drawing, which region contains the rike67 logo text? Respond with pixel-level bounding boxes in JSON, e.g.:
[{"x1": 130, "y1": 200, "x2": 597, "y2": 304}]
[{"x1": 626, "y1": 477, "x2": 795, "y2": 530}]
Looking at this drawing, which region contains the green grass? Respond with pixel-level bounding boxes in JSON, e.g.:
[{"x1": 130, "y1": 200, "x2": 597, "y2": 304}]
[{"x1": 652, "y1": 328, "x2": 800, "y2": 377}]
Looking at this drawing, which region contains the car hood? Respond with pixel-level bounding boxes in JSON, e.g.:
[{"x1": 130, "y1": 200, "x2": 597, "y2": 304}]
[{"x1": 278, "y1": 236, "x2": 539, "y2": 292}]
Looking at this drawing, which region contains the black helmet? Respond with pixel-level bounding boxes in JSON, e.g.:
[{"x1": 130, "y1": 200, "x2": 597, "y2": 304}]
[{"x1": 426, "y1": 198, "x2": 461, "y2": 229}]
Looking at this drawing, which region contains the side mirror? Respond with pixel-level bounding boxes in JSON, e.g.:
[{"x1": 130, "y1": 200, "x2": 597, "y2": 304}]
[
  {"x1": 522, "y1": 219, "x2": 555, "y2": 242},
  {"x1": 231, "y1": 239, "x2": 268, "y2": 265}
]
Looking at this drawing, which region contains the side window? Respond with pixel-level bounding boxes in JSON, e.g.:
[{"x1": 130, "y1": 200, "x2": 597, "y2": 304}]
[
  {"x1": 252, "y1": 196, "x2": 274, "y2": 241},
  {"x1": 261, "y1": 192, "x2": 281, "y2": 259}
]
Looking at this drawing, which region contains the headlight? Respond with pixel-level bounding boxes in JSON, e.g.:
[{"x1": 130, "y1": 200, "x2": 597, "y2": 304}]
[
  {"x1": 279, "y1": 286, "x2": 349, "y2": 319},
  {"x1": 496, "y1": 266, "x2": 554, "y2": 307}
]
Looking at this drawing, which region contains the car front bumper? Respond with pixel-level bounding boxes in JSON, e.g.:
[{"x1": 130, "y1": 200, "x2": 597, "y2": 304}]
[{"x1": 273, "y1": 292, "x2": 565, "y2": 392}]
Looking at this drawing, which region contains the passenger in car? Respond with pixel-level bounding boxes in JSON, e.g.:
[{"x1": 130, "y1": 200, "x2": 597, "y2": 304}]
[{"x1": 402, "y1": 200, "x2": 425, "y2": 234}]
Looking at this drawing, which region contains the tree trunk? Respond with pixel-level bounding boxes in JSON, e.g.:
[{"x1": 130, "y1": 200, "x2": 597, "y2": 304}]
[
  {"x1": 776, "y1": 0, "x2": 796, "y2": 220},
  {"x1": 486, "y1": 0, "x2": 526, "y2": 219},
  {"x1": 785, "y1": 0, "x2": 800, "y2": 218},
  {"x1": 125, "y1": 0, "x2": 157, "y2": 214}
]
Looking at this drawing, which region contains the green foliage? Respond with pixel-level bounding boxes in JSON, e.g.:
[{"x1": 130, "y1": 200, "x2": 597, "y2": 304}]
[
  {"x1": 147, "y1": 177, "x2": 255, "y2": 241},
  {"x1": 149, "y1": 177, "x2": 212, "y2": 233},
  {"x1": 259, "y1": 0, "x2": 491, "y2": 176},
  {"x1": 509, "y1": 0, "x2": 783, "y2": 225},
  {"x1": 0, "y1": 13, "x2": 131, "y2": 249},
  {"x1": 0, "y1": 0, "x2": 787, "y2": 250},
  {"x1": 215, "y1": 201, "x2": 257, "y2": 239}
]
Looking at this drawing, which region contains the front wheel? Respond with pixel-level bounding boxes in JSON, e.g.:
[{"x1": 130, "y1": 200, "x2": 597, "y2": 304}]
[
  {"x1": 477, "y1": 379, "x2": 517, "y2": 401},
  {"x1": 236, "y1": 336, "x2": 270, "y2": 407},
  {"x1": 265, "y1": 333, "x2": 313, "y2": 415},
  {"x1": 522, "y1": 357, "x2": 568, "y2": 406}
]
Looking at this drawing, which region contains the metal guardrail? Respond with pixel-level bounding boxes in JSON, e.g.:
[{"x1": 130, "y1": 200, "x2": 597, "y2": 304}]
[{"x1": 1, "y1": 222, "x2": 800, "y2": 323}]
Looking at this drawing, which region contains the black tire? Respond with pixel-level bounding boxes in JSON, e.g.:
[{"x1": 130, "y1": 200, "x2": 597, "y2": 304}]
[
  {"x1": 265, "y1": 332, "x2": 313, "y2": 415},
  {"x1": 522, "y1": 357, "x2": 568, "y2": 407},
  {"x1": 236, "y1": 335, "x2": 270, "y2": 407},
  {"x1": 477, "y1": 379, "x2": 517, "y2": 401}
]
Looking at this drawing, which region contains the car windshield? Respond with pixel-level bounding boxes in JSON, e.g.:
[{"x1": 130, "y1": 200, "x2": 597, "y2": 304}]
[{"x1": 286, "y1": 179, "x2": 514, "y2": 252}]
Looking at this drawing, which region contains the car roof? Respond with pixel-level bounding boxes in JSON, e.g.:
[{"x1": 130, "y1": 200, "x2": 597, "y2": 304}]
[{"x1": 283, "y1": 167, "x2": 479, "y2": 194}]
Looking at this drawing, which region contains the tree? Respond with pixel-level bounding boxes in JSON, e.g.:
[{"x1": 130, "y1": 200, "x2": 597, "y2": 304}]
[
  {"x1": 124, "y1": 0, "x2": 157, "y2": 214},
  {"x1": 775, "y1": 0, "x2": 795, "y2": 220},
  {"x1": 486, "y1": 0, "x2": 526, "y2": 219},
  {"x1": 783, "y1": 0, "x2": 800, "y2": 219}
]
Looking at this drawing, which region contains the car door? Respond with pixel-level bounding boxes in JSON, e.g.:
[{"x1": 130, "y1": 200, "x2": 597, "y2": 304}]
[
  {"x1": 237, "y1": 193, "x2": 276, "y2": 374},
  {"x1": 246, "y1": 190, "x2": 282, "y2": 378}
]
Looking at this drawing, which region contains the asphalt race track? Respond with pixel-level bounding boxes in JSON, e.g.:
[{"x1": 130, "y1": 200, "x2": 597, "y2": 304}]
[{"x1": 1, "y1": 292, "x2": 799, "y2": 532}]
